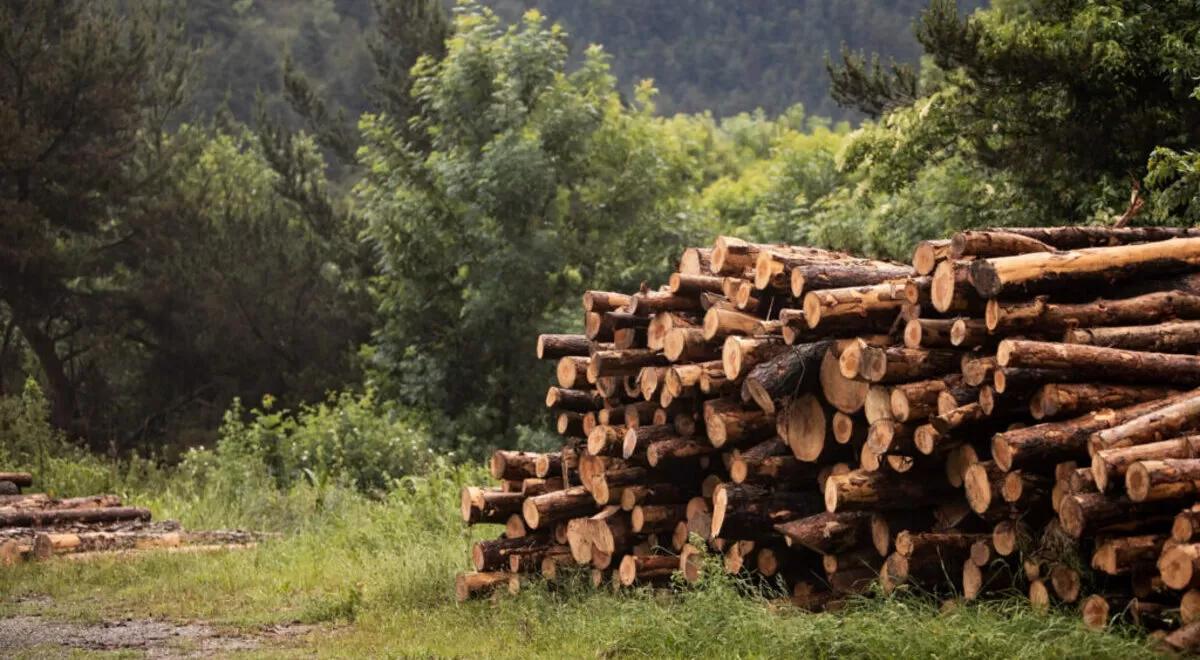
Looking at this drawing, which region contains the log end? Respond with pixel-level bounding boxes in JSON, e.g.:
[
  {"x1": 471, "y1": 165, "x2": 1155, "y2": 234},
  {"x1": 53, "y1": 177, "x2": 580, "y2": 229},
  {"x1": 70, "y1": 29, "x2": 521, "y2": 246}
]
[
  {"x1": 1161, "y1": 545, "x2": 1199, "y2": 590},
  {"x1": 1124, "y1": 462, "x2": 1152, "y2": 502},
  {"x1": 963, "y1": 464, "x2": 993, "y2": 515},
  {"x1": 522, "y1": 498, "x2": 541, "y2": 530},
  {"x1": 1081, "y1": 594, "x2": 1110, "y2": 631}
]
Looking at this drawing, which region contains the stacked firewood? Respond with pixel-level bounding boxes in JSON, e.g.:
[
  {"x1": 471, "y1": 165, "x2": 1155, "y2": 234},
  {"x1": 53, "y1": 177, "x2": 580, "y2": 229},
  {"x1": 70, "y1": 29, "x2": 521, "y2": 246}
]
[
  {"x1": 0, "y1": 471, "x2": 262, "y2": 564},
  {"x1": 457, "y1": 227, "x2": 1200, "y2": 652}
]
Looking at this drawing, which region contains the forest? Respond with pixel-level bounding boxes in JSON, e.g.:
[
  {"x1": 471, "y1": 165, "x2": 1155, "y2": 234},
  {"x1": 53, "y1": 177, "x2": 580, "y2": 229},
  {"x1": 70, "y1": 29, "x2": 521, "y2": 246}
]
[{"x1": 2, "y1": 0, "x2": 1200, "y2": 655}]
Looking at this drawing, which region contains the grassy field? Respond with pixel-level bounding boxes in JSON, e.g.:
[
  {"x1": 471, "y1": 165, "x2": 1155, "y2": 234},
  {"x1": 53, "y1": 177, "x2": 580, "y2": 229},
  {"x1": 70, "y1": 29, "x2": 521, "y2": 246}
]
[{"x1": 0, "y1": 468, "x2": 1165, "y2": 659}]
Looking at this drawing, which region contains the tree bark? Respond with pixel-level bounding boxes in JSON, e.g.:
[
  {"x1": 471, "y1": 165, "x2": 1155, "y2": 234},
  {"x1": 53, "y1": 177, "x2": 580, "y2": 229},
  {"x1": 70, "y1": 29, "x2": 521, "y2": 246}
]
[
  {"x1": 824, "y1": 469, "x2": 952, "y2": 512},
  {"x1": 772, "y1": 511, "x2": 871, "y2": 554},
  {"x1": 536, "y1": 334, "x2": 591, "y2": 360},
  {"x1": 491, "y1": 451, "x2": 544, "y2": 481},
  {"x1": 669, "y1": 272, "x2": 723, "y2": 296},
  {"x1": 1064, "y1": 320, "x2": 1200, "y2": 353},
  {"x1": 986, "y1": 291, "x2": 1200, "y2": 333},
  {"x1": 621, "y1": 424, "x2": 677, "y2": 459},
  {"x1": 1057, "y1": 492, "x2": 1178, "y2": 538},
  {"x1": 889, "y1": 376, "x2": 960, "y2": 422},
  {"x1": 859, "y1": 346, "x2": 960, "y2": 384},
  {"x1": 588, "y1": 349, "x2": 669, "y2": 381},
  {"x1": 721, "y1": 335, "x2": 788, "y2": 381},
  {"x1": 741, "y1": 340, "x2": 832, "y2": 414},
  {"x1": 998, "y1": 339, "x2": 1200, "y2": 386},
  {"x1": 802, "y1": 281, "x2": 908, "y2": 327},
  {"x1": 788, "y1": 261, "x2": 912, "y2": 298},
  {"x1": 472, "y1": 536, "x2": 548, "y2": 571},
  {"x1": 461, "y1": 487, "x2": 525, "y2": 524},
  {"x1": 1090, "y1": 389, "x2": 1200, "y2": 452}
]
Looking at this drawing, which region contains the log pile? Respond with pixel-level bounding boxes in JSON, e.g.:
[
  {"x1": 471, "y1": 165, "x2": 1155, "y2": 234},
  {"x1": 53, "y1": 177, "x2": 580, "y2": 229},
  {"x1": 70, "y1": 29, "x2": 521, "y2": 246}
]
[
  {"x1": 457, "y1": 227, "x2": 1200, "y2": 651},
  {"x1": 0, "y1": 471, "x2": 262, "y2": 565}
]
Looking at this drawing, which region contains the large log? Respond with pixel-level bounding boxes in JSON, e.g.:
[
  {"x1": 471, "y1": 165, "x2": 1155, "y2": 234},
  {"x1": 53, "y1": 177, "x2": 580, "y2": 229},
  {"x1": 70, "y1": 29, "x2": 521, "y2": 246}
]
[
  {"x1": 522, "y1": 486, "x2": 596, "y2": 529},
  {"x1": 777, "y1": 394, "x2": 838, "y2": 461},
  {"x1": 711, "y1": 483, "x2": 823, "y2": 539},
  {"x1": 858, "y1": 346, "x2": 961, "y2": 384},
  {"x1": 0, "y1": 506, "x2": 151, "y2": 528},
  {"x1": 912, "y1": 240, "x2": 951, "y2": 275},
  {"x1": 741, "y1": 340, "x2": 832, "y2": 414},
  {"x1": 991, "y1": 395, "x2": 1191, "y2": 470},
  {"x1": 1091, "y1": 435, "x2": 1200, "y2": 491},
  {"x1": 705, "y1": 405, "x2": 774, "y2": 449},
  {"x1": 1057, "y1": 492, "x2": 1178, "y2": 538},
  {"x1": 948, "y1": 230, "x2": 1052, "y2": 259},
  {"x1": 931, "y1": 260, "x2": 984, "y2": 313},
  {"x1": 0, "y1": 472, "x2": 33, "y2": 487},
  {"x1": 970, "y1": 237, "x2": 1200, "y2": 298},
  {"x1": 1126, "y1": 459, "x2": 1200, "y2": 502},
  {"x1": 788, "y1": 261, "x2": 912, "y2": 298},
  {"x1": 986, "y1": 291, "x2": 1200, "y2": 334},
  {"x1": 1029, "y1": 383, "x2": 1179, "y2": 420},
  {"x1": 824, "y1": 469, "x2": 952, "y2": 512}
]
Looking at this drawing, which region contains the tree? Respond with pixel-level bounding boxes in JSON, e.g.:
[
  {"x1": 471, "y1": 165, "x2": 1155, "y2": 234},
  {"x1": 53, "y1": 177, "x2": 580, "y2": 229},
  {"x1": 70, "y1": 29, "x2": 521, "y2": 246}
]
[
  {"x1": 0, "y1": 1, "x2": 189, "y2": 431},
  {"x1": 356, "y1": 4, "x2": 706, "y2": 452},
  {"x1": 820, "y1": 0, "x2": 1200, "y2": 258}
]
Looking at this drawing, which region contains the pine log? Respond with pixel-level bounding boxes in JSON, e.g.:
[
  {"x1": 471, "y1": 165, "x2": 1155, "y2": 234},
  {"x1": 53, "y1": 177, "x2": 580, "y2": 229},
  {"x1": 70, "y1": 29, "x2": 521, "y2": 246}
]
[
  {"x1": 931, "y1": 403, "x2": 986, "y2": 434},
  {"x1": 621, "y1": 424, "x2": 677, "y2": 459},
  {"x1": 628, "y1": 292, "x2": 703, "y2": 316},
  {"x1": 619, "y1": 483, "x2": 688, "y2": 511},
  {"x1": 859, "y1": 346, "x2": 961, "y2": 384},
  {"x1": 618, "y1": 554, "x2": 679, "y2": 586},
  {"x1": 0, "y1": 494, "x2": 120, "y2": 511},
  {"x1": 912, "y1": 240, "x2": 951, "y2": 275},
  {"x1": 1000, "y1": 470, "x2": 1050, "y2": 508},
  {"x1": 773, "y1": 511, "x2": 872, "y2": 554},
  {"x1": 801, "y1": 281, "x2": 908, "y2": 328},
  {"x1": 961, "y1": 356, "x2": 996, "y2": 387},
  {"x1": 461, "y1": 487, "x2": 524, "y2": 524},
  {"x1": 730, "y1": 454, "x2": 821, "y2": 485},
  {"x1": 970, "y1": 237, "x2": 1200, "y2": 298},
  {"x1": 583, "y1": 291, "x2": 632, "y2": 314},
  {"x1": 0, "y1": 472, "x2": 32, "y2": 488},
  {"x1": 962, "y1": 561, "x2": 1011, "y2": 601},
  {"x1": 669, "y1": 272, "x2": 724, "y2": 296},
  {"x1": 705, "y1": 405, "x2": 774, "y2": 449},
  {"x1": 702, "y1": 307, "x2": 766, "y2": 341},
  {"x1": 1057, "y1": 492, "x2": 1178, "y2": 538},
  {"x1": 589, "y1": 349, "x2": 670, "y2": 381},
  {"x1": 648, "y1": 312, "x2": 698, "y2": 351},
  {"x1": 778, "y1": 394, "x2": 838, "y2": 461},
  {"x1": 931, "y1": 260, "x2": 984, "y2": 313},
  {"x1": 586, "y1": 425, "x2": 627, "y2": 457},
  {"x1": 788, "y1": 261, "x2": 912, "y2": 298},
  {"x1": 585, "y1": 312, "x2": 615, "y2": 342},
  {"x1": 889, "y1": 376, "x2": 960, "y2": 422},
  {"x1": 556, "y1": 412, "x2": 584, "y2": 437},
  {"x1": 963, "y1": 462, "x2": 1007, "y2": 516},
  {"x1": 631, "y1": 504, "x2": 686, "y2": 534},
  {"x1": 1064, "y1": 320, "x2": 1200, "y2": 353},
  {"x1": 1175, "y1": 506, "x2": 1200, "y2": 543},
  {"x1": 863, "y1": 386, "x2": 893, "y2": 425},
  {"x1": 472, "y1": 536, "x2": 547, "y2": 572},
  {"x1": 865, "y1": 420, "x2": 915, "y2": 455},
  {"x1": 820, "y1": 346, "x2": 870, "y2": 414},
  {"x1": 992, "y1": 395, "x2": 1192, "y2": 470},
  {"x1": 991, "y1": 226, "x2": 1200, "y2": 249},
  {"x1": 948, "y1": 230, "x2": 1053, "y2": 259},
  {"x1": 545, "y1": 387, "x2": 602, "y2": 414},
  {"x1": 1091, "y1": 389, "x2": 1200, "y2": 452},
  {"x1": 646, "y1": 437, "x2": 716, "y2": 467},
  {"x1": 664, "y1": 328, "x2": 717, "y2": 363},
  {"x1": 722, "y1": 335, "x2": 788, "y2": 381},
  {"x1": 711, "y1": 483, "x2": 823, "y2": 539},
  {"x1": 556, "y1": 356, "x2": 589, "y2": 388},
  {"x1": 1161, "y1": 544, "x2": 1200, "y2": 590},
  {"x1": 985, "y1": 291, "x2": 1200, "y2": 333},
  {"x1": 1091, "y1": 534, "x2": 1166, "y2": 575},
  {"x1": 1092, "y1": 436, "x2": 1200, "y2": 492},
  {"x1": 523, "y1": 486, "x2": 596, "y2": 529},
  {"x1": 536, "y1": 334, "x2": 591, "y2": 360},
  {"x1": 623, "y1": 401, "x2": 659, "y2": 428},
  {"x1": 680, "y1": 247, "x2": 714, "y2": 276},
  {"x1": 1030, "y1": 383, "x2": 1179, "y2": 421},
  {"x1": 522, "y1": 477, "x2": 565, "y2": 498},
  {"x1": 741, "y1": 341, "x2": 832, "y2": 414},
  {"x1": 1126, "y1": 459, "x2": 1200, "y2": 502},
  {"x1": 0, "y1": 506, "x2": 151, "y2": 528},
  {"x1": 824, "y1": 469, "x2": 951, "y2": 512},
  {"x1": 455, "y1": 571, "x2": 509, "y2": 602}
]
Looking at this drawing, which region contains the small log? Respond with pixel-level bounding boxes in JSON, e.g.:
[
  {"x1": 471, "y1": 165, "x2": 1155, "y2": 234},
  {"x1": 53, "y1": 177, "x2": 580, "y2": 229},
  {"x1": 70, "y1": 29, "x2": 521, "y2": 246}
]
[
  {"x1": 722, "y1": 335, "x2": 788, "y2": 381},
  {"x1": 912, "y1": 239, "x2": 951, "y2": 275},
  {"x1": 588, "y1": 349, "x2": 669, "y2": 381},
  {"x1": 631, "y1": 504, "x2": 686, "y2": 534},
  {"x1": 864, "y1": 420, "x2": 915, "y2": 455},
  {"x1": 621, "y1": 424, "x2": 677, "y2": 459},
  {"x1": 669, "y1": 272, "x2": 723, "y2": 296},
  {"x1": 455, "y1": 571, "x2": 509, "y2": 602},
  {"x1": 461, "y1": 487, "x2": 524, "y2": 524},
  {"x1": 1174, "y1": 506, "x2": 1200, "y2": 543},
  {"x1": 0, "y1": 472, "x2": 32, "y2": 488},
  {"x1": 537, "y1": 334, "x2": 591, "y2": 360},
  {"x1": 820, "y1": 348, "x2": 869, "y2": 414},
  {"x1": 931, "y1": 403, "x2": 986, "y2": 434},
  {"x1": 824, "y1": 469, "x2": 951, "y2": 512},
  {"x1": 664, "y1": 328, "x2": 718, "y2": 363},
  {"x1": 1161, "y1": 544, "x2": 1200, "y2": 590},
  {"x1": 789, "y1": 261, "x2": 912, "y2": 298},
  {"x1": 680, "y1": 247, "x2": 714, "y2": 275},
  {"x1": 1091, "y1": 534, "x2": 1166, "y2": 575},
  {"x1": 705, "y1": 404, "x2": 774, "y2": 449},
  {"x1": 777, "y1": 394, "x2": 838, "y2": 462},
  {"x1": 961, "y1": 355, "x2": 997, "y2": 388},
  {"x1": 646, "y1": 437, "x2": 716, "y2": 467},
  {"x1": 858, "y1": 346, "x2": 961, "y2": 384},
  {"x1": 740, "y1": 340, "x2": 832, "y2": 414},
  {"x1": 992, "y1": 225, "x2": 1200, "y2": 248},
  {"x1": 523, "y1": 486, "x2": 597, "y2": 529},
  {"x1": 556, "y1": 356, "x2": 590, "y2": 388},
  {"x1": 894, "y1": 531, "x2": 988, "y2": 558},
  {"x1": 586, "y1": 425, "x2": 628, "y2": 457},
  {"x1": 1057, "y1": 492, "x2": 1178, "y2": 538},
  {"x1": 948, "y1": 230, "x2": 1052, "y2": 259},
  {"x1": 1091, "y1": 390, "x2": 1200, "y2": 452},
  {"x1": 472, "y1": 536, "x2": 547, "y2": 572},
  {"x1": 802, "y1": 281, "x2": 908, "y2": 328},
  {"x1": 963, "y1": 462, "x2": 1007, "y2": 516},
  {"x1": 1030, "y1": 383, "x2": 1179, "y2": 420},
  {"x1": 0, "y1": 506, "x2": 151, "y2": 528},
  {"x1": 618, "y1": 554, "x2": 678, "y2": 586},
  {"x1": 773, "y1": 511, "x2": 871, "y2": 554},
  {"x1": 986, "y1": 291, "x2": 1200, "y2": 334},
  {"x1": 1064, "y1": 320, "x2": 1200, "y2": 353},
  {"x1": 890, "y1": 376, "x2": 960, "y2": 422},
  {"x1": 930, "y1": 260, "x2": 983, "y2": 314}
]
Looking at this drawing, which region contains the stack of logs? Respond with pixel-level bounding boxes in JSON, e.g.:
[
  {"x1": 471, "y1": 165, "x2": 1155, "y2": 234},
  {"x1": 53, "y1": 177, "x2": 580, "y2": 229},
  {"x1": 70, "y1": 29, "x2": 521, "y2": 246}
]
[
  {"x1": 458, "y1": 227, "x2": 1200, "y2": 652},
  {"x1": 1, "y1": 471, "x2": 260, "y2": 564}
]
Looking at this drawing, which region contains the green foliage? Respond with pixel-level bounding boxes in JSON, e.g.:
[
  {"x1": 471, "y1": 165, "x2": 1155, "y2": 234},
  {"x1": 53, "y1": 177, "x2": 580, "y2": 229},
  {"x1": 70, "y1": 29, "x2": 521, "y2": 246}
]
[
  {"x1": 822, "y1": 0, "x2": 1200, "y2": 258},
  {"x1": 357, "y1": 4, "x2": 708, "y2": 451}
]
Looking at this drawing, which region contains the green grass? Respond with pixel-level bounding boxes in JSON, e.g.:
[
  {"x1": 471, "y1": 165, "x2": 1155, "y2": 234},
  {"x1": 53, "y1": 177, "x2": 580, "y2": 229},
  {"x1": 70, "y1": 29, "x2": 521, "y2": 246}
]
[{"x1": 0, "y1": 470, "x2": 1164, "y2": 659}]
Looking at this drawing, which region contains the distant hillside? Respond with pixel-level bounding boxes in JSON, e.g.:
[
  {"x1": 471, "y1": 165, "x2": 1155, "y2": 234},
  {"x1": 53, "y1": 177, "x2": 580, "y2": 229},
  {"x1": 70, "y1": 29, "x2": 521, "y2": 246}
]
[{"x1": 184, "y1": 0, "x2": 986, "y2": 123}]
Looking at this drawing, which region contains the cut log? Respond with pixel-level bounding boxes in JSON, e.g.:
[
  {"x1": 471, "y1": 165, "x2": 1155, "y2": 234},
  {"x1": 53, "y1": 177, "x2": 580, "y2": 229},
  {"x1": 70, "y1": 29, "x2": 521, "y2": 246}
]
[
  {"x1": 859, "y1": 347, "x2": 961, "y2": 384},
  {"x1": 948, "y1": 230, "x2": 1052, "y2": 259},
  {"x1": 1161, "y1": 544, "x2": 1200, "y2": 590},
  {"x1": 664, "y1": 328, "x2": 718, "y2": 363},
  {"x1": 824, "y1": 469, "x2": 951, "y2": 512},
  {"x1": 992, "y1": 225, "x2": 1200, "y2": 249},
  {"x1": 588, "y1": 349, "x2": 670, "y2": 382},
  {"x1": 961, "y1": 356, "x2": 997, "y2": 388},
  {"x1": 461, "y1": 487, "x2": 524, "y2": 524},
  {"x1": 537, "y1": 334, "x2": 591, "y2": 360},
  {"x1": 646, "y1": 437, "x2": 716, "y2": 467},
  {"x1": 1126, "y1": 459, "x2": 1200, "y2": 502},
  {"x1": 628, "y1": 292, "x2": 703, "y2": 316},
  {"x1": 777, "y1": 394, "x2": 837, "y2": 462},
  {"x1": 586, "y1": 425, "x2": 627, "y2": 457},
  {"x1": 455, "y1": 571, "x2": 509, "y2": 602},
  {"x1": 669, "y1": 272, "x2": 723, "y2": 296},
  {"x1": 491, "y1": 451, "x2": 545, "y2": 481},
  {"x1": 1000, "y1": 470, "x2": 1050, "y2": 508},
  {"x1": 472, "y1": 536, "x2": 547, "y2": 572},
  {"x1": 523, "y1": 486, "x2": 596, "y2": 529},
  {"x1": 1091, "y1": 534, "x2": 1165, "y2": 575},
  {"x1": 0, "y1": 506, "x2": 151, "y2": 528},
  {"x1": 621, "y1": 425, "x2": 677, "y2": 459},
  {"x1": 619, "y1": 483, "x2": 688, "y2": 511},
  {"x1": 631, "y1": 504, "x2": 686, "y2": 534},
  {"x1": 730, "y1": 454, "x2": 820, "y2": 485},
  {"x1": 1091, "y1": 390, "x2": 1200, "y2": 452},
  {"x1": 618, "y1": 554, "x2": 679, "y2": 586},
  {"x1": 864, "y1": 420, "x2": 915, "y2": 455},
  {"x1": 711, "y1": 483, "x2": 822, "y2": 539},
  {"x1": 931, "y1": 260, "x2": 983, "y2": 313},
  {"x1": 741, "y1": 341, "x2": 832, "y2": 414},
  {"x1": 1030, "y1": 383, "x2": 1178, "y2": 421},
  {"x1": 820, "y1": 347, "x2": 870, "y2": 414},
  {"x1": 789, "y1": 260, "x2": 912, "y2": 298},
  {"x1": 773, "y1": 511, "x2": 871, "y2": 554},
  {"x1": 680, "y1": 247, "x2": 713, "y2": 276},
  {"x1": 556, "y1": 356, "x2": 590, "y2": 388},
  {"x1": 1092, "y1": 436, "x2": 1200, "y2": 492},
  {"x1": 1048, "y1": 564, "x2": 1081, "y2": 603},
  {"x1": 997, "y1": 339, "x2": 1200, "y2": 386},
  {"x1": 802, "y1": 281, "x2": 908, "y2": 328},
  {"x1": 583, "y1": 291, "x2": 632, "y2": 314},
  {"x1": 963, "y1": 462, "x2": 1007, "y2": 516},
  {"x1": 931, "y1": 403, "x2": 986, "y2": 434},
  {"x1": 991, "y1": 396, "x2": 1191, "y2": 471},
  {"x1": 986, "y1": 291, "x2": 1200, "y2": 334},
  {"x1": 722, "y1": 335, "x2": 788, "y2": 381},
  {"x1": 890, "y1": 376, "x2": 959, "y2": 422},
  {"x1": 1175, "y1": 506, "x2": 1200, "y2": 543},
  {"x1": 894, "y1": 531, "x2": 987, "y2": 558},
  {"x1": 704, "y1": 405, "x2": 774, "y2": 449},
  {"x1": 912, "y1": 240, "x2": 951, "y2": 275},
  {"x1": 970, "y1": 237, "x2": 1200, "y2": 298},
  {"x1": 702, "y1": 307, "x2": 765, "y2": 341},
  {"x1": 1064, "y1": 320, "x2": 1200, "y2": 353},
  {"x1": 1057, "y1": 492, "x2": 1178, "y2": 538}
]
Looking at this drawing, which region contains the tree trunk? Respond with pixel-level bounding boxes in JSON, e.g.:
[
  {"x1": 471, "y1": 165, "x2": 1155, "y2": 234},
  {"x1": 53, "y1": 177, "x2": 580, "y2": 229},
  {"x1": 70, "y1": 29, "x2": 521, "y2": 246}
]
[
  {"x1": 1057, "y1": 492, "x2": 1178, "y2": 538},
  {"x1": 588, "y1": 349, "x2": 669, "y2": 381},
  {"x1": 721, "y1": 335, "x2": 788, "y2": 381},
  {"x1": 621, "y1": 424, "x2": 677, "y2": 459},
  {"x1": 889, "y1": 376, "x2": 960, "y2": 422},
  {"x1": 859, "y1": 346, "x2": 960, "y2": 384},
  {"x1": 931, "y1": 260, "x2": 984, "y2": 313},
  {"x1": 669, "y1": 272, "x2": 723, "y2": 296},
  {"x1": 778, "y1": 394, "x2": 839, "y2": 461}
]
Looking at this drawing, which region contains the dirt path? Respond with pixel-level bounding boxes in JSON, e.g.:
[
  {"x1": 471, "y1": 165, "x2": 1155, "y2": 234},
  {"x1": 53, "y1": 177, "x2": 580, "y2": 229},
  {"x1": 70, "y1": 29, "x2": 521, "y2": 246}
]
[{"x1": 0, "y1": 613, "x2": 318, "y2": 657}]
